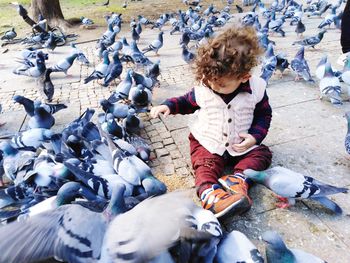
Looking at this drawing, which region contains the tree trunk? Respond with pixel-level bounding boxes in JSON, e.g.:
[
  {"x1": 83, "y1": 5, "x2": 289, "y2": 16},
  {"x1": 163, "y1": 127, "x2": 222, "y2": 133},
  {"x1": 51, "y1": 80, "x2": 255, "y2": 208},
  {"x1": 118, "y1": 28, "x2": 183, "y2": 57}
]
[{"x1": 31, "y1": 0, "x2": 69, "y2": 27}]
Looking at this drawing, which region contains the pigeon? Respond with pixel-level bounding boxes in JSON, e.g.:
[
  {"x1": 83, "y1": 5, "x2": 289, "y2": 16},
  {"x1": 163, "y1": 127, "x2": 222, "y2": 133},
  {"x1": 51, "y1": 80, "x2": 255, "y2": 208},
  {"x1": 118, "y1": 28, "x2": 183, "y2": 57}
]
[
  {"x1": 244, "y1": 166, "x2": 348, "y2": 214},
  {"x1": 291, "y1": 46, "x2": 314, "y2": 83},
  {"x1": 318, "y1": 7, "x2": 337, "y2": 28},
  {"x1": 295, "y1": 19, "x2": 306, "y2": 37},
  {"x1": 103, "y1": 51, "x2": 123, "y2": 87},
  {"x1": 13, "y1": 51, "x2": 46, "y2": 78},
  {"x1": 319, "y1": 62, "x2": 343, "y2": 105},
  {"x1": 236, "y1": 4, "x2": 244, "y2": 13},
  {"x1": 131, "y1": 25, "x2": 140, "y2": 42},
  {"x1": 42, "y1": 31, "x2": 58, "y2": 51},
  {"x1": 13, "y1": 95, "x2": 66, "y2": 116},
  {"x1": 101, "y1": 113, "x2": 125, "y2": 138},
  {"x1": 70, "y1": 43, "x2": 90, "y2": 65},
  {"x1": 37, "y1": 68, "x2": 54, "y2": 101},
  {"x1": 0, "y1": 141, "x2": 36, "y2": 182},
  {"x1": 11, "y1": 128, "x2": 54, "y2": 149},
  {"x1": 81, "y1": 16, "x2": 94, "y2": 25},
  {"x1": 132, "y1": 70, "x2": 153, "y2": 89},
  {"x1": 276, "y1": 53, "x2": 289, "y2": 76},
  {"x1": 1, "y1": 27, "x2": 17, "y2": 41},
  {"x1": 260, "y1": 43, "x2": 277, "y2": 83},
  {"x1": 123, "y1": 108, "x2": 143, "y2": 134},
  {"x1": 50, "y1": 53, "x2": 79, "y2": 75},
  {"x1": 129, "y1": 84, "x2": 152, "y2": 109},
  {"x1": 100, "y1": 99, "x2": 129, "y2": 119},
  {"x1": 84, "y1": 50, "x2": 110, "y2": 84},
  {"x1": 263, "y1": 231, "x2": 326, "y2": 263},
  {"x1": 182, "y1": 44, "x2": 196, "y2": 63},
  {"x1": 344, "y1": 111, "x2": 350, "y2": 155},
  {"x1": 28, "y1": 101, "x2": 55, "y2": 129},
  {"x1": 341, "y1": 54, "x2": 350, "y2": 82},
  {"x1": 138, "y1": 15, "x2": 154, "y2": 26},
  {"x1": 113, "y1": 68, "x2": 133, "y2": 100},
  {"x1": 216, "y1": 230, "x2": 264, "y2": 263},
  {"x1": 292, "y1": 30, "x2": 326, "y2": 48},
  {"x1": 142, "y1": 31, "x2": 164, "y2": 55}
]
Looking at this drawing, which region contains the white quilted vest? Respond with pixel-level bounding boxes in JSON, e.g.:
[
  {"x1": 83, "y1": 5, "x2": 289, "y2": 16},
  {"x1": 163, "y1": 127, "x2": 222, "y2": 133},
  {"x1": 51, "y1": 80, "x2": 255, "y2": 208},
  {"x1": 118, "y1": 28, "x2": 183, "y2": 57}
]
[{"x1": 189, "y1": 76, "x2": 266, "y2": 156}]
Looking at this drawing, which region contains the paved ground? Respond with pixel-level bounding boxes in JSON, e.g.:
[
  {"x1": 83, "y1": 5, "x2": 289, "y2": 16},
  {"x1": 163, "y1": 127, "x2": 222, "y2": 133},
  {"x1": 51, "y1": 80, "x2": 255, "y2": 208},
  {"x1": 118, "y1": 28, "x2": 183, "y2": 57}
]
[{"x1": 1, "y1": 2, "x2": 350, "y2": 261}]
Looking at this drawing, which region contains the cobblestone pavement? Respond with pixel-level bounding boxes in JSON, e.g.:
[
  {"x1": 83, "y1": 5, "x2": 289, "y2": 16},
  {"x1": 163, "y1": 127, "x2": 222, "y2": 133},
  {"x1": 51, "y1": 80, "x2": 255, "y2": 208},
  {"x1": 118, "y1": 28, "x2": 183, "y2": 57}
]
[{"x1": 1, "y1": 2, "x2": 350, "y2": 261}]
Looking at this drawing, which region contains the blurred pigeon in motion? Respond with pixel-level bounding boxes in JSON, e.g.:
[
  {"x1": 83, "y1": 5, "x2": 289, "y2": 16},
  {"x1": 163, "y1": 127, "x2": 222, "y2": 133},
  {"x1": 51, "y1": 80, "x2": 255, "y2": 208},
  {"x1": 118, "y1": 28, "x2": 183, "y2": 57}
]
[
  {"x1": 0, "y1": 140, "x2": 36, "y2": 183},
  {"x1": 81, "y1": 16, "x2": 94, "y2": 25},
  {"x1": 84, "y1": 50, "x2": 110, "y2": 84},
  {"x1": 1, "y1": 27, "x2": 17, "y2": 41},
  {"x1": 131, "y1": 25, "x2": 140, "y2": 42},
  {"x1": 42, "y1": 31, "x2": 58, "y2": 51},
  {"x1": 50, "y1": 53, "x2": 79, "y2": 75},
  {"x1": 37, "y1": 68, "x2": 54, "y2": 101},
  {"x1": 263, "y1": 231, "x2": 326, "y2": 263},
  {"x1": 319, "y1": 62, "x2": 343, "y2": 105},
  {"x1": 28, "y1": 101, "x2": 55, "y2": 129},
  {"x1": 179, "y1": 31, "x2": 190, "y2": 46},
  {"x1": 315, "y1": 55, "x2": 341, "y2": 80},
  {"x1": 292, "y1": 29, "x2": 326, "y2": 48},
  {"x1": 276, "y1": 53, "x2": 289, "y2": 77},
  {"x1": 182, "y1": 44, "x2": 196, "y2": 64},
  {"x1": 70, "y1": 43, "x2": 90, "y2": 65},
  {"x1": 269, "y1": 15, "x2": 286, "y2": 37},
  {"x1": 13, "y1": 51, "x2": 46, "y2": 78},
  {"x1": 244, "y1": 166, "x2": 348, "y2": 214},
  {"x1": 260, "y1": 43, "x2": 277, "y2": 83},
  {"x1": 12, "y1": 128, "x2": 53, "y2": 149},
  {"x1": 295, "y1": 19, "x2": 305, "y2": 37},
  {"x1": 138, "y1": 15, "x2": 154, "y2": 26},
  {"x1": 216, "y1": 230, "x2": 264, "y2": 263},
  {"x1": 344, "y1": 111, "x2": 350, "y2": 155},
  {"x1": 291, "y1": 46, "x2": 314, "y2": 83},
  {"x1": 142, "y1": 31, "x2": 164, "y2": 55},
  {"x1": 318, "y1": 7, "x2": 337, "y2": 29},
  {"x1": 0, "y1": 189, "x2": 202, "y2": 263},
  {"x1": 103, "y1": 51, "x2": 123, "y2": 87}
]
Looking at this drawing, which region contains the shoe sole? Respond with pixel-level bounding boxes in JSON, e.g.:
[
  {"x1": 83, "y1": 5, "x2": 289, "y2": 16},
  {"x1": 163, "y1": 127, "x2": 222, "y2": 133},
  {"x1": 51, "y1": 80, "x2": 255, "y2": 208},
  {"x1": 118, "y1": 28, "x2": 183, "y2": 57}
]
[{"x1": 214, "y1": 195, "x2": 251, "y2": 218}]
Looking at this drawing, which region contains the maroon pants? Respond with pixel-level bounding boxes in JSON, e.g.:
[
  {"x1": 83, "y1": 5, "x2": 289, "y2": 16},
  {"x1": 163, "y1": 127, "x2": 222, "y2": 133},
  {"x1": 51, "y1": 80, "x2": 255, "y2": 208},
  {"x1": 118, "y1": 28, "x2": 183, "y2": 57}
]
[{"x1": 189, "y1": 133, "x2": 272, "y2": 197}]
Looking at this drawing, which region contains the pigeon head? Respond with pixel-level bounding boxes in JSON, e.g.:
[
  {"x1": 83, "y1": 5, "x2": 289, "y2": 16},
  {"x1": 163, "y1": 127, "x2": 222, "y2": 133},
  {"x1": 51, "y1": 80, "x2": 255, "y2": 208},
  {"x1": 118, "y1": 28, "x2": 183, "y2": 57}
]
[
  {"x1": 13, "y1": 95, "x2": 25, "y2": 103},
  {"x1": 243, "y1": 169, "x2": 267, "y2": 183},
  {"x1": 323, "y1": 62, "x2": 334, "y2": 78},
  {"x1": 294, "y1": 46, "x2": 304, "y2": 60},
  {"x1": 262, "y1": 231, "x2": 288, "y2": 250},
  {"x1": 0, "y1": 141, "x2": 18, "y2": 156},
  {"x1": 317, "y1": 55, "x2": 328, "y2": 68}
]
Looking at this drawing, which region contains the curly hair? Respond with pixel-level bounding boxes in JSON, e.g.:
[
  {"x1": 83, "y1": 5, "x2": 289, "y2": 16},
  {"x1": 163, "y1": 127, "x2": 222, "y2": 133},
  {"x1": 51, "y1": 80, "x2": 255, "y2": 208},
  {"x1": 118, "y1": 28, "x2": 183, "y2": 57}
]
[{"x1": 194, "y1": 26, "x2": 263, "y2": 84}]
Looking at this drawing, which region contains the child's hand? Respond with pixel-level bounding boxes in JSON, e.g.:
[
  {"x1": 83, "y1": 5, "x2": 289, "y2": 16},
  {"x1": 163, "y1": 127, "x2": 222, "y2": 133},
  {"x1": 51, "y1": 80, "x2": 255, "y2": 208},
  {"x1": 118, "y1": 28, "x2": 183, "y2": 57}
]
[
  {"x1": 232, "y1": 133, "x2": 257, "y2": 153},
  {"x1": 150, "y1": 105, "x2": 170, "y2": 118}
]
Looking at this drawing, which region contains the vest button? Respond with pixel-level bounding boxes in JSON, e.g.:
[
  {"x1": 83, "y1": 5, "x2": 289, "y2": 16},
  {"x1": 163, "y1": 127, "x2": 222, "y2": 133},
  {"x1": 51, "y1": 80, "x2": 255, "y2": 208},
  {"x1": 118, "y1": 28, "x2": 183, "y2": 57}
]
[
  {"x1": 227, "y1": 104, "x2": 231, "y2": 109},
  {"x1": 225, "y1": 142, "x2": 229, "y2": 147},
  {"x1": 228, "y1": 118, "x2": 232, "y2": 123}
]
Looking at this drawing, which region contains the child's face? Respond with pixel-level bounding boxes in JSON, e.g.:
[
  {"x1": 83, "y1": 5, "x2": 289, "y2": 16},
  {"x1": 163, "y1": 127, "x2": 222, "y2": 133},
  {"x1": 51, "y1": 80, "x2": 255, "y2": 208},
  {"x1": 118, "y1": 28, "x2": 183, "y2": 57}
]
[{"x1": 207, "y1": 74, "x2": 251, "y2": 94}]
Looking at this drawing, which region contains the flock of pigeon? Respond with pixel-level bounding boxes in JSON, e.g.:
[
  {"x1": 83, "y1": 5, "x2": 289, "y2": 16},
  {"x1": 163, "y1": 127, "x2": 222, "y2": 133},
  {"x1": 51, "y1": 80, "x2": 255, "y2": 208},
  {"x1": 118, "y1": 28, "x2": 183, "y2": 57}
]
[{"x1": 0, "y1": 0, "x2": 349, "y2": 262}]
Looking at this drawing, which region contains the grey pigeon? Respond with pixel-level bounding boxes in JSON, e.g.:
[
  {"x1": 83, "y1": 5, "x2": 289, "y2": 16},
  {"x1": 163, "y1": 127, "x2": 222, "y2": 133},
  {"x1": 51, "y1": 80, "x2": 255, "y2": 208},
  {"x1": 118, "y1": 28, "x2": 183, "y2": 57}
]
[
  {"x1": 295, "y1": 19, "x2": 305, "y2": 37},
  {"x1": 12, "y1": 128, "x2": 53, "y2": 149},
  {"x1": 319, "y1": 62, "x2": 342, "y2": 105},
  {"x1": 13, "y1": 51, "x2": 46, "y2": 78},
  {"x1": 276, "y1": 53, "x2": 289, "y2": 76},
  {"x1": 84, "y1": 50, "x2": 110, "y2": 84},
  {"x1": 260, "y1": 43, "x2": 277, "y2": 83},
  {"x1": 70, "y1": 43, "x2": 90, "y2": 65},
  {"x1": 81, "y1": 16, "x2": 94, "y2": 25},
  {"x1": 129, "y1": 84, "x2": 152, "y2": 109},
  {"x1": 103, "y1": 51, "x2": 123, "y2": 87},
  {"x1": 244, "y1": 166, "x2": 348, "y2": 214},
  {"x1": 113, "y1": 68, "x2": 133, "y2": 99},
  {"x1": 292, "y1": 30, "x2": 326, "y2": 48},
  {"x1": 1, "y1": 27, "x2": 17, "y2": 41},
  {"x1": 216, "y1": 230, "x2": 264, "y2": 263},
  {"x1": 344, "y1": 111, "x2": 350, "y2": 155},
  {"x1": 28, "y1": 101, "x2": 55, "y2": 129},
  {"x1": 291, "y1": 46, "x2": 314, "y2": 83},
  {"x1": 50, "y1": 53, "x2": 79, "y2": 75},
  {"x1": 37, "y1": 68, "x2": 54, "y2": 101},
  {"x1": 182, "y1": 44, "x2": 196, "y2": 64},
  {"x1": 263, "y1": 230, "x2": 326, "y2": 263},
  {"x1": 142, "y1": 31, "x2": 164, "y2": 55}
]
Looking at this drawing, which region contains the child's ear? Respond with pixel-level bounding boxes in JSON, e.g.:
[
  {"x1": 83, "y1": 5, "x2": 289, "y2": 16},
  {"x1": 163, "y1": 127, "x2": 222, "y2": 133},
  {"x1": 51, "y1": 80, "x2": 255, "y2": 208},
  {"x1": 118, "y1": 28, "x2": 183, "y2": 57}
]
[{"x1": 241, "y1": 73, "x2": 251, "y2": 83}]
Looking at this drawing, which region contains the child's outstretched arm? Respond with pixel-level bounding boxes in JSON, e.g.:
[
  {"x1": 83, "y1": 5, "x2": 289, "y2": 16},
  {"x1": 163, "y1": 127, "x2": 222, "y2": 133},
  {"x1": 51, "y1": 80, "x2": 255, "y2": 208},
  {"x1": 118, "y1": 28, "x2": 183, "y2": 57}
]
[{"x1": 150, "y1": 88, "x2": 200, "y2": 119}]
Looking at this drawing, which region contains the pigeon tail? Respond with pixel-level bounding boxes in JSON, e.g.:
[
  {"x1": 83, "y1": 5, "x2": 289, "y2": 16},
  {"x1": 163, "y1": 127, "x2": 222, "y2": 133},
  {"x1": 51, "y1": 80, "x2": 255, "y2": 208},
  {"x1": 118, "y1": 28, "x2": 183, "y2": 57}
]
[{"x1": 310, "y1": 196, "x2": 343, "y2": 214}]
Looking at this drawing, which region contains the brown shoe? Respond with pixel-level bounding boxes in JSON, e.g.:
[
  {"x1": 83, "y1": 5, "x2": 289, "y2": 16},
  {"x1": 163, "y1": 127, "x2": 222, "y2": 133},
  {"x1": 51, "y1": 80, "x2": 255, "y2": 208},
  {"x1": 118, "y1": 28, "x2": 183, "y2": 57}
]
[
  {"x1": 201, "y1": 184, "x2": 251, "y2": 218},
  {"x1": 219, "y1": 173, "x2": 252, "y2": 210}
]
